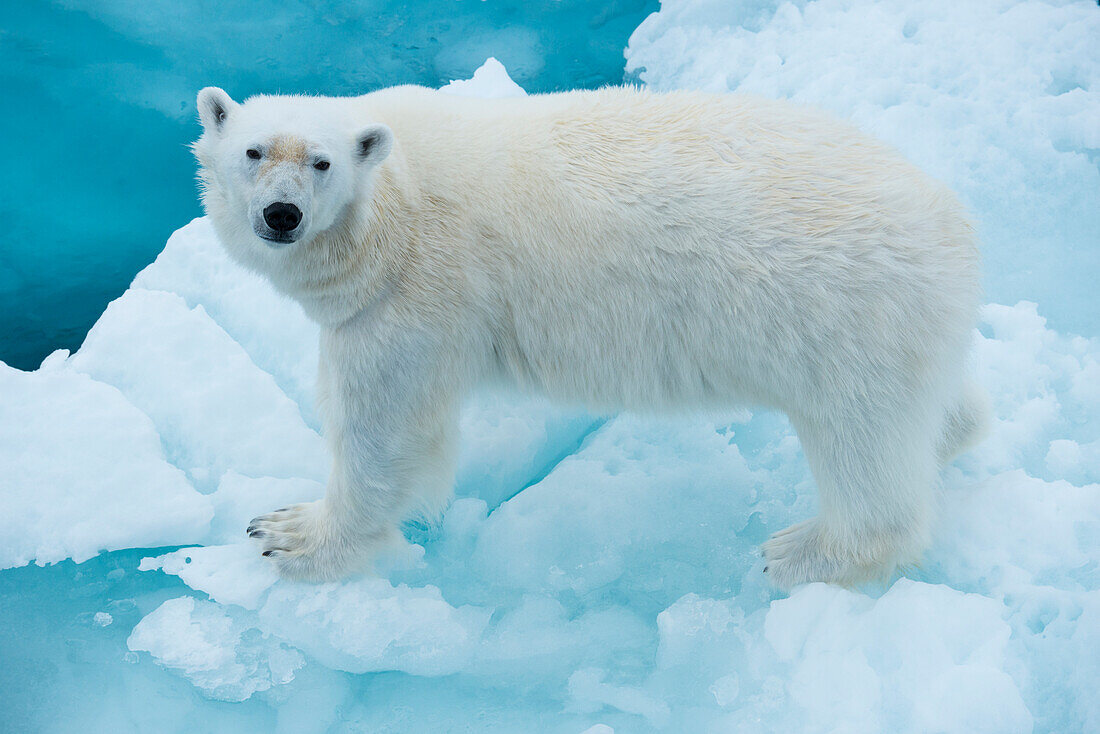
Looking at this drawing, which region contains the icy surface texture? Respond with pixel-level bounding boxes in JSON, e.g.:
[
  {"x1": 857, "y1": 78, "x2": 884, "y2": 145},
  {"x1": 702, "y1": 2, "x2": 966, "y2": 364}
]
[
  {"x1": 1, "y1": 40, "x2": 1098, "y2": 734},
  {"x1": 0, "y1": 360, "x2": 211, "y2": 569},
  {"x1": 127, "y1": 596, "x2": 306, "y2": 702},
  {"x1": 626, "y1": 0, "x2": 1100, "y2": 337}
]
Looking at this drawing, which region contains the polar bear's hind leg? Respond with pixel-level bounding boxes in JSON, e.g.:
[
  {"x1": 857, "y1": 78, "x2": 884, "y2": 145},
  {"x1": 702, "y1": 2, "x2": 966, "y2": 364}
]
[{"x1": 763, "y1": 401, "x2": 940, "y2": 589}]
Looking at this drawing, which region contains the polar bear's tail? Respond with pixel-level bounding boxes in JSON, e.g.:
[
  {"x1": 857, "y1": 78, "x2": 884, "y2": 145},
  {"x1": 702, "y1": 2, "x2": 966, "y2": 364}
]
[{"x1": 937, "y1": 379, "x2": 991, "y2": 464}]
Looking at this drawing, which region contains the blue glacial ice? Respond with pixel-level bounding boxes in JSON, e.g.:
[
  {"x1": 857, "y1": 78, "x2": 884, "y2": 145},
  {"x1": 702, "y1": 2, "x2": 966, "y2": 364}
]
[{"x1": 2, "y1": 1, "x2": 1100, "y2": 731}]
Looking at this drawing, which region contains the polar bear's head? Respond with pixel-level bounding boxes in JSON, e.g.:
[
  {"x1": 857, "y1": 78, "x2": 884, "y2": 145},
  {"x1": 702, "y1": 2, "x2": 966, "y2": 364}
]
[{"x1": 193, "y1": 87, "x2": 393, "y2": 252}]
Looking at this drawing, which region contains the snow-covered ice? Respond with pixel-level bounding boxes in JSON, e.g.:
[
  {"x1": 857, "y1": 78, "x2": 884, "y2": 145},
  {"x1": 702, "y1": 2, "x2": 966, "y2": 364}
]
[
  {"x1": 2, "y1": 10, "x2": 1098, "y2": 730},
  {"x1": 440, "y1": 57, "x2": 528, "y2": 99},
  {"x1": 0, "y1": 359, "x2": 211, "y2": 569}
]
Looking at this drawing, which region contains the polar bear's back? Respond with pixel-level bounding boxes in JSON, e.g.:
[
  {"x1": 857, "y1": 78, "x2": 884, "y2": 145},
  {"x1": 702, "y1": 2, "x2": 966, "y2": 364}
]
[
  {"x1": 367, "y1": 87, "x2": 979, "y2": 413},
  {"x1": 370, "y1": 85, "x2": 965, "y2": 242}
]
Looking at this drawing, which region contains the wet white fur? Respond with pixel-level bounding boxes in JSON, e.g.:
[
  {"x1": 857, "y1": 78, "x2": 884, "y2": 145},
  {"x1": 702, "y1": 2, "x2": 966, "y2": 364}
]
[{"x1": 194, "y1": 85, "x2": 987, "y2": 588}]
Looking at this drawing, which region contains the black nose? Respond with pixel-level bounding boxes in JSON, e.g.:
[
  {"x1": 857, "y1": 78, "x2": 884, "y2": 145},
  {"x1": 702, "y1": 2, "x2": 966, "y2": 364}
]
[{"x1": 263, "y1": 202, "x2": 302, "y2": 232}]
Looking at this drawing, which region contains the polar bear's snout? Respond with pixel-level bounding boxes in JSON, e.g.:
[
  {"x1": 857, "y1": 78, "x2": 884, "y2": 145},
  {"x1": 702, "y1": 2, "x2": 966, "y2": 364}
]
[
  {"x1": 263, "y1": 202, "x2": 302, "y2": 233},
  {"x1": 246, "y1": 154, "x2": 314, "y2": 245},
  {"x1": 249, "y1": 169, "x2": 312, "y2": 246},
  {"x1": 251, "y1": 194, "x2": 309, "y2": 244}
]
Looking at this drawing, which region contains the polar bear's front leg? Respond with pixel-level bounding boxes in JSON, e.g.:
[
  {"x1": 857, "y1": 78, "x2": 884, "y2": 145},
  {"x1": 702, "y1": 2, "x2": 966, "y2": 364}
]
[{"x1": 249, "y1": 316, "x2": 467, "y2": 582}]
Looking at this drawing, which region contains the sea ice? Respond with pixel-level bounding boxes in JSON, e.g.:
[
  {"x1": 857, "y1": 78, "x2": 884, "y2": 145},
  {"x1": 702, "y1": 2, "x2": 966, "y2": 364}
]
[
  {"x1": 69, "y1": 287, "x2": 329, "y2": 491},
  {"x1": 127, "y1": 596, "x2": 306, "y2": 702},
  {"x1": 0, "y1": 359, "x2": 210, "y2": 569}
]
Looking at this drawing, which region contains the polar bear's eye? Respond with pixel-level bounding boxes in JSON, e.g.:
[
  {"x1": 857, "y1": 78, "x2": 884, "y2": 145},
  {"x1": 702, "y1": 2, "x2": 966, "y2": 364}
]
[
  {"x1": 314, "y1": 160, "x2": 330, "y2": 171},
  {"x1": 246, "y1": 149, "x2": 261, "y2": 160}
]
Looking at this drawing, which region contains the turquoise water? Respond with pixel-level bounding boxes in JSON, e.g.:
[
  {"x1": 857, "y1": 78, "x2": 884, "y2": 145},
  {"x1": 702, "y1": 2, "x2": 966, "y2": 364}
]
[
  {"x1": 0, "y1": 549, "x2": 617, "y2": 732},
  {"x1": 0, "y1": 548, "x2": 201, "y2": 732},
  {"x1": 0, "y1": 0, "x2": 656, "y2": 370}
]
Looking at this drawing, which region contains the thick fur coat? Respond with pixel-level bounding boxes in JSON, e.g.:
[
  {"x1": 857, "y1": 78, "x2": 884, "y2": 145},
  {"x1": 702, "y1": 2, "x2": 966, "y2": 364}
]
[{"x1": 193, "y1": 85, "x2": 987, "y2": 589}]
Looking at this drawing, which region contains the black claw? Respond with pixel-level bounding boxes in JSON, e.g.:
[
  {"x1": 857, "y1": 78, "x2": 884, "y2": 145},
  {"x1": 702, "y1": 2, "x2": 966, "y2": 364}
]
[
  {"x1": 246, "y1": 525, "x2": 256, "y2": 534},
  {"x1": 262, "y1": 550, "x2": 275, "y2": 557},
  {"x1": 248, "y1": 530, "x2": 266, "y2": 538},
  {"x1": 763, "y1": 566, "x2": 769, "y2": 573}
]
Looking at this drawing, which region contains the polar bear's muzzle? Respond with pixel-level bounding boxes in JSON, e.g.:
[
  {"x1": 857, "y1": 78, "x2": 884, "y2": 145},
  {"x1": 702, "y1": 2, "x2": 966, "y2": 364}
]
[
  {"x1": 249, "y1": 160, "x2": 313, "y2": 246},
  {"x1": 261, "y1": 202, "x2": 302, "y2": 240},
  {"x1": 251, "y1": 195, "x2": 310, "y2": 246}
]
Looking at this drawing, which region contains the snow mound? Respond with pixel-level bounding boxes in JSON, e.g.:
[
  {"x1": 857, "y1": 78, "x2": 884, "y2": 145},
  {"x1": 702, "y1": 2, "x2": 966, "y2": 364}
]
[
  {"x1": 440, "y1": 56, "x2": 528, "y2": 98},
  {"x1": 0, "y1": 359, "x2": 211, "y2": 568},
  {"x1": 70, "y1": 287, "x2": 329, "y2": 491}
]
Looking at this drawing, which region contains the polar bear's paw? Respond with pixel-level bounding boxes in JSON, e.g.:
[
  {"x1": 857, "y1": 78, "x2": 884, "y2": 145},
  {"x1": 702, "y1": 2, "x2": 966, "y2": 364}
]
[
  {"x1": 762, "y1": 519, "x2": 893, "y2": 590},
  {"x1": 247, "y1": 501, "x2": 378, "y2": 582}
]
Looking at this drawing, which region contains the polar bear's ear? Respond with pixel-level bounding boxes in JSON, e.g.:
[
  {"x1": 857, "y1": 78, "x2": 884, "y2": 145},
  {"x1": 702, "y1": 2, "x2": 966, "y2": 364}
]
[
  {"x1": 197, "y1": 87, "x2": 237, "y2": 133},
  {"x1": 354, "y1": 124, "x2": 394, "y2": 166}
]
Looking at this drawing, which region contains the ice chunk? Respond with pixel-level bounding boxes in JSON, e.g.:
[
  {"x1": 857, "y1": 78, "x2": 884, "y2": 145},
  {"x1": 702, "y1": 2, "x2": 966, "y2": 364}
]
[
  {"x1": 256, "y1": 578, "x2": 493, "y2": 677},
  {"x1": 470, "y1": 594, "x2": 654, "y2": 686},
  {"x1": 146, "y1": 542, "x2": 492, "y2": 680},
  {"x1": 440, "y1": 57, "x2": 528, "y2": 98},
  {"x1": 648, "y1": 580, "x2": 1032, "y2": 732},
  {"x1": 455, "y1": 390, "x2": 599, "y2": 509},
  {"x1": 472, "y1": 414, "x2": 781, "y2": 600},
  {"x1": 435, "y1": 29, "x2": 545, "y2": 88},
  {"x1": 656, "y1": 593, "x2": 741, "y2": 671},
  {"x1": 141, "y1": 544, "x2": 279, "y2": 610},
  {"x1": 708, "y1": 674, "x2": 740, "y2": 708},
  {"x1": 70, "y1": 288, "x2": 328, "y2": 490},
  {"x1": 0, "y1": 361, "x2": 211, "y2": 569},
  {"x1": 964, "y1": 302, "x2": 1100, "y2": 482},
  {"x1": 933, "y1": 470, "x2": 1099, "y2": 588},
  {"x1": 127, "y1": 596, "x2": 305, "y2": 702},
  {"x1": 764, "y1": 582, "x2": 1031, "y2": 733},
  {"x1": 1046, "y1": 438, "x2": 1100, "y2": 486},
  {"x1": 568, "y1": 667, "x2": 671, "y2": 726}
]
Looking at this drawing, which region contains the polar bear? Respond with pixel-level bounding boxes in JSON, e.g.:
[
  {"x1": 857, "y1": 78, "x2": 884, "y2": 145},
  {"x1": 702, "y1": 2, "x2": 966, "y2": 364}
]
[{"x1": 193, "y1": 84, "x2": 987, "y2": 589}]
